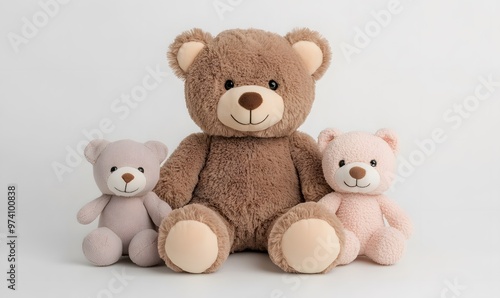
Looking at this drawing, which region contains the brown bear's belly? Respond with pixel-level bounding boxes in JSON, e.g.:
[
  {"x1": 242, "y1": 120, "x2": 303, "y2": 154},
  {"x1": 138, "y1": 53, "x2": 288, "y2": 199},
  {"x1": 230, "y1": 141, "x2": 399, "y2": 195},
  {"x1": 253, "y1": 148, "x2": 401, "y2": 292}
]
[{"x1": 192, "y1": 136, "x2": 302, "y2": 251}]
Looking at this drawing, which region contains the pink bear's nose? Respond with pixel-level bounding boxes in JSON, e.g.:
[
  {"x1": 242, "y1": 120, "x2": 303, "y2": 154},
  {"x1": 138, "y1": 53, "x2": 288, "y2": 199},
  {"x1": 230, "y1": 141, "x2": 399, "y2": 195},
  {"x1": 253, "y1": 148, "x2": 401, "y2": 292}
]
[
  {"x1": 349, "y1": 167, "x2": 366, "y2": 179},
  {"x1": 122, "y1": 173, "x2": 134, "y2": 183}
]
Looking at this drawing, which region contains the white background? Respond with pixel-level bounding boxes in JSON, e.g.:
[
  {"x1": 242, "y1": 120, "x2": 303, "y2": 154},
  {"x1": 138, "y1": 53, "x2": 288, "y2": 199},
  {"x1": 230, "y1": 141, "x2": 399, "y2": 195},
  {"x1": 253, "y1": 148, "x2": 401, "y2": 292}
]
[{"x1": 1, "y1": 0, "x2": 499, "y2": 297}]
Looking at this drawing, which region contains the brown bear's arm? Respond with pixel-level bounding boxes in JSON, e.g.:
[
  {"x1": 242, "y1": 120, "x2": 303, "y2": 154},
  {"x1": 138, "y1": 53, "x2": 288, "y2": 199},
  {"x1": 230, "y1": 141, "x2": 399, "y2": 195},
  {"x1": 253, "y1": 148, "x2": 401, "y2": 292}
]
[
  {"x1": 153, "y1": 133, "x2": 210, "y2": 209},
  {"x1": 289, "y1": 131, "x2": 333, "y2": 202}
]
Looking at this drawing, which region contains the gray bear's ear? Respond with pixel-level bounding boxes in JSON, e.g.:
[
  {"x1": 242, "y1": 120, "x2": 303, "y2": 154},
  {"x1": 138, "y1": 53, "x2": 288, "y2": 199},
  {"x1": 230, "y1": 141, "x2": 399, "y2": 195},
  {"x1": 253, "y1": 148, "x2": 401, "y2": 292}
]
[
  {"x1": 318, "y1": 128, "x2": 342, "y2": 153},
  {"x1": 285, "y1": 28, "x2": 331, "y2": 80},
  {"x1": 144, "y1": 141, "x2": 168, "y2": 163},
  {"x1": 167, "y1": 28, "x2": 213, "y2": 79},
  {"x1": 84, "y1": 139, "x2": 111, "y2": 164}
]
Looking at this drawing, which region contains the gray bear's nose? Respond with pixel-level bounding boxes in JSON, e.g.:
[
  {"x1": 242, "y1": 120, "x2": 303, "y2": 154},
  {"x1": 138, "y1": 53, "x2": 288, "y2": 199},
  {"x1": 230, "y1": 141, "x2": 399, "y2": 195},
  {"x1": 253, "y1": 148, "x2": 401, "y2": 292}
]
[
  {"x1": 122, "y1": 173, "x2": 134, "y2": 183},
  {"x1": 238, "y1": 92, "x2": 263, "y2": 111},
  {"x1": 349, "y1": 167, "x2": 366, "y2": 179}
]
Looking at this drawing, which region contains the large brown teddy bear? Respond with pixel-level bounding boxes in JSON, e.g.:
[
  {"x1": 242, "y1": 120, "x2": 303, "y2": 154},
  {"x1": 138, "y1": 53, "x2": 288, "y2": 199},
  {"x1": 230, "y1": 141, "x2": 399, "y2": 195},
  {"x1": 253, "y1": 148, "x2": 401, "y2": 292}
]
[{"x1": 155, "y1": 28, "x2": 345, "y2": 274}]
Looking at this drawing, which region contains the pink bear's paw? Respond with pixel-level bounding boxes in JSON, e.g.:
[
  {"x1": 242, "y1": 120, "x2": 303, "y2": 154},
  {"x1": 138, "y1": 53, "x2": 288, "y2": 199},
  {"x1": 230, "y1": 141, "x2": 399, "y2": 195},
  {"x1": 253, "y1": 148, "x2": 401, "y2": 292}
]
[
  {"x1": 364, "y1": 227, "x2": 406, "y2": 265},
  {"x1": 82, "y1": 227, "x2": 122, "y2": 266},
  {"x1": 336, "y1": 230, "x2": 360, "y2": 265}
]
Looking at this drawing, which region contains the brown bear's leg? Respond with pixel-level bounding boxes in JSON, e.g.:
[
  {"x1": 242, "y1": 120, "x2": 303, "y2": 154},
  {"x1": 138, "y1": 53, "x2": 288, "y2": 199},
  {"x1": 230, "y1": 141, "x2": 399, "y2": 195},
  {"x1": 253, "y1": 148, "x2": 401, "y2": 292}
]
[
  {"x1": 268, "y1": 202, "x2": 345, "y2": 273},
  {"x1": 158, "y1": 203, "x2": 234, "y2": 273}
]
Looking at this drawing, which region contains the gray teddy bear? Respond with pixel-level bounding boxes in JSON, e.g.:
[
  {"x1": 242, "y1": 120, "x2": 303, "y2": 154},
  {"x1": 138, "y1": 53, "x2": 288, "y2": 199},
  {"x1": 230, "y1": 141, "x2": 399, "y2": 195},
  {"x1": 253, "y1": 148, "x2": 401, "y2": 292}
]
[{"x1": 77, "y1": 139, "x2": 172, "y2": 266}]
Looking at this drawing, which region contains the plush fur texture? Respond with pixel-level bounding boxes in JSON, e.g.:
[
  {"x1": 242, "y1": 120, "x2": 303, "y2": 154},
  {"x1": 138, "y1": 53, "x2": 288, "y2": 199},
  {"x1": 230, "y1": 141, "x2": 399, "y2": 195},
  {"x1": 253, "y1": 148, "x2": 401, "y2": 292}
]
[
  {"x1": 77, "y1": 139, "x2": 172, "y2": 267},
  {"x1": 318, "y1": 129, "x2": 412, "y2": 265},
  {"x1": 155, "y1": 28, "x2": 344, "y2": 273}
]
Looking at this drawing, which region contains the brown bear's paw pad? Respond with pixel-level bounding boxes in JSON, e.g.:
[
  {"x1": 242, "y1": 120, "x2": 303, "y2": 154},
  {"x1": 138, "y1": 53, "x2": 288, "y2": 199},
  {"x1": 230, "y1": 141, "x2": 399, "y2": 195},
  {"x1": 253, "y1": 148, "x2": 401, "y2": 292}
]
[
  {"x1": 281, "y1": 219, "x2": 340, "y2": 273},
  {"x1": 164, "y1": 220, "x2": 219, "y2": 273}
]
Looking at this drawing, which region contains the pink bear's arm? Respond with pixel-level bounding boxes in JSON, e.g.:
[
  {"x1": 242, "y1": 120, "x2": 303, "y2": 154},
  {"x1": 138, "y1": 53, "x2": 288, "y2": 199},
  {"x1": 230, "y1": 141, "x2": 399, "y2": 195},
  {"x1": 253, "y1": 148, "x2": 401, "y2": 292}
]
[
  {"x1": 153, "y1": 133, "x2": 210, "y2": 209},
  {"x1": 289, "y1": 131, "x2": 333, "y2": 202},
  {"x1": 144, "y1": 192, "x2": 172, "y2": 227},
  {"x1": 377, "y1": 196, "x2": 412, "y2": 239},
  {"x1": 77, "y1": 194, "x2": 111, "y2": 225},
  {"x1": 318, "y1": 192, "x2": 342, "y2": 214}
]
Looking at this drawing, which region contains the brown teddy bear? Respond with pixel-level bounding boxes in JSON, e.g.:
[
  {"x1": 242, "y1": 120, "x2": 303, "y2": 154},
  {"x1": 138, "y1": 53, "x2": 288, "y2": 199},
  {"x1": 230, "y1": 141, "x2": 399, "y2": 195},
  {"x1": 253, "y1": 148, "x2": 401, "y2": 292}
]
[{"x1": 154, "y1": 28, "x2": 345, "y2": 274}]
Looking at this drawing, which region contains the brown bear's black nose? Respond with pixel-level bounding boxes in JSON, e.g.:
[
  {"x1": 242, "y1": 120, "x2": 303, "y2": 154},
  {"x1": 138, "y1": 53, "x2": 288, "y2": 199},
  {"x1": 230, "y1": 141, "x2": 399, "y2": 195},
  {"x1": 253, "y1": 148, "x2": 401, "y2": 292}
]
[
  {"x1": 349, "y1": 167, "x2": 366, "y2": 179},
  {"x1": 238, "y1": 92, "x2": 263, "y2": 111},
  {"x1": 122, "y1": 173, "x2": 134, "y2": 183}
]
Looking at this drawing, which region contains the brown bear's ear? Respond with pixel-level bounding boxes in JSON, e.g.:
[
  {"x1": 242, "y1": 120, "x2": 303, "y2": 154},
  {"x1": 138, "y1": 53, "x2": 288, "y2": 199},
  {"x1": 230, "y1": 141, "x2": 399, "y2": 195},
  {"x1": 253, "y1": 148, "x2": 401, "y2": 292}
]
[
  {"x1": 285, "y1": 28, "x2": 331, "y2": 80},
  {"x1": 145, "y1": 141, "x2": 169, "y2": 163},
  {"x1": 375, "y1": 129, "x2": 399, "y2": 154},
  {"x1": 84, "y1": 139, "x2": 111, "y2": 165},
  {"x1": 318, "y1": 128, "x2": 342, "y2": 153},
  {"x1": 167, "y1": 28, "x2": 213, "y2": 79}
]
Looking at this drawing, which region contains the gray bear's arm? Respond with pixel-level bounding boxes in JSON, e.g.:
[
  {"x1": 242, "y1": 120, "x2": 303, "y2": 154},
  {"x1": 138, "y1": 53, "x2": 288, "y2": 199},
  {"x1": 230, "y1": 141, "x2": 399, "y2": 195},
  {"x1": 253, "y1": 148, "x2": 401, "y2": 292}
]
[
  {"x1": 153, "y1": 133, "x2": 210, "y2": 209},
  {"x1": 77, "y1": 194, "x2": 111, "y2": 225},
  {"x1": 144, "y1": 192, "x2": 172, "y2": 226},
  {"x1": 289, "y1": 131, "x2": 333, "y2": 202}
]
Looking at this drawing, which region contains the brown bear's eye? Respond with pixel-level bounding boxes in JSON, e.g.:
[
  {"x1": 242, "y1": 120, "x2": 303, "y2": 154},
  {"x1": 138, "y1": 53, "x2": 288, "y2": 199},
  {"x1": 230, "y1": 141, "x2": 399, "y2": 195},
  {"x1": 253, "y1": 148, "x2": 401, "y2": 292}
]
[
  {"x1": 110, "y1": 166, "x2": 118, "y2": 172},
  {"x1": 370, "y1": 160, "x2": 377, "y2": 167},
  {"x1": 339, "y1": 160, "x2": 345, "y2": 167},
  {"x1": 224, "y1": 80, "x2": 234, "y2": 90},
  {"x1": 268, "y1": 80, "x2": 278, "y2": 90},
  {"x1": 138, "y1": 167, "x2": 144, "y2": 173}
]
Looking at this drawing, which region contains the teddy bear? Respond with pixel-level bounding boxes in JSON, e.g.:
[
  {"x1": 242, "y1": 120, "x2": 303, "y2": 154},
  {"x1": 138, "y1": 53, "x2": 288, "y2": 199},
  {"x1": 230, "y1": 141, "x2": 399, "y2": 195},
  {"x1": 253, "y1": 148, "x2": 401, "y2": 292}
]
[
  {"x1": 77, "y1": 139, "x2": 172, "y2": 267},
  {"x1": 317, "y1": 128, "x2": 412, "y2": 265},
  {"x1": 153, "y1": 28, "x2": 345, "y2": 274}
]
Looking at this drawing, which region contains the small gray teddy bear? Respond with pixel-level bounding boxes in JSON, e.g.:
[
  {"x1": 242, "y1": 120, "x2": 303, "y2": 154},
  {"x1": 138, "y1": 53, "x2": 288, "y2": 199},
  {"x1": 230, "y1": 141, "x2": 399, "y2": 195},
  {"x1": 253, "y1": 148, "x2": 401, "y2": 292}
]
[{"x1": 77, "y1": 139, "x2": 172, "y2": 266}]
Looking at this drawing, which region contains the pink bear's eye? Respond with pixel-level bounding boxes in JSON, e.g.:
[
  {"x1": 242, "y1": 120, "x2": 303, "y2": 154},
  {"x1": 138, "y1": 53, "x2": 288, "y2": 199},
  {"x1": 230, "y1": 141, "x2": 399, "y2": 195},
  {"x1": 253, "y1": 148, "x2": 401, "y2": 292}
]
[
  {"x1": 339, "y1": 160, "x2": 345, "y2": 167},
  {"x1": 370, "y1": 160, "x2": 377, "y2": 167}
]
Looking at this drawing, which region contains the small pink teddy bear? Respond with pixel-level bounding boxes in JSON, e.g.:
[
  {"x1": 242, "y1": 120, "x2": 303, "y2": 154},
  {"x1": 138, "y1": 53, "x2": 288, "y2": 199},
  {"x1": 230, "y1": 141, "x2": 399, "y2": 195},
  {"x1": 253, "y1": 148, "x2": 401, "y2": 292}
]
[{"x1": 318, "y1": 128, "x2": 412, "y2": 265}]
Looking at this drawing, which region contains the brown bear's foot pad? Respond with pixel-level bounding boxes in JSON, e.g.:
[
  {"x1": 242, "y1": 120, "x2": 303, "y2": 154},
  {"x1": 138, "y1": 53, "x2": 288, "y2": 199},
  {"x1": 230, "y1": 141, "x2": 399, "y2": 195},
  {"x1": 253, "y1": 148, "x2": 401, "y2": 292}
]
[
  {"x1": 158, "y1": 204, "x2": 232, "y2": 273},
  {"x1": 268, "y1": 202, "x2": 344, "y2": 273}
]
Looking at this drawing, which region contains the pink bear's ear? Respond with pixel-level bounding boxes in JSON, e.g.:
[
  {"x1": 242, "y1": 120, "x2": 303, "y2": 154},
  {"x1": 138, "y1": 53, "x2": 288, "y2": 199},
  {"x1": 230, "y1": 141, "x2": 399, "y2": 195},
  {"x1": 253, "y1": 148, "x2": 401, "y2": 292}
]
[
  {"x1": 84, "y1": 139, "x2": 111, "y2": 165},
  {"x1": 375, "y1": 128, "x2": 399, "y2": 153},
  {"x1": 318, "y1": 128, "x2": 342, "y2": 153}
]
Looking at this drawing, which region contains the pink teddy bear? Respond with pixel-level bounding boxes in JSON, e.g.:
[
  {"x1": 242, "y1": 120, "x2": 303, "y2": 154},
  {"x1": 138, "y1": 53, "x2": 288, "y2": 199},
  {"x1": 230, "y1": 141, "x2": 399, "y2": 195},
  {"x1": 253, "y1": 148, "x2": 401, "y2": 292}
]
[{"x1": 318, "y1": 128, "x2": 412, "y2": 265}]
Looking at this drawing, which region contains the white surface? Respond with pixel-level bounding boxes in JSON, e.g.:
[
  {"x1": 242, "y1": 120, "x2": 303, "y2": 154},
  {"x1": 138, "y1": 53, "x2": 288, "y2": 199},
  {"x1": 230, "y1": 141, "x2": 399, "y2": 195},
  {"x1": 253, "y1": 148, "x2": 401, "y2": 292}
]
[{"x1": 1, "y1": 0, "x2": 499, "y2": 297}]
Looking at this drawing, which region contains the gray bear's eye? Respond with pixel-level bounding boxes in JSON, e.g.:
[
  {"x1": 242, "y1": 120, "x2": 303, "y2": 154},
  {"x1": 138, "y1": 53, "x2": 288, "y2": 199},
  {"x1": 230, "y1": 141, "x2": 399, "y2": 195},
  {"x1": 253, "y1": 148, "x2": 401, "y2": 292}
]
[
  {"x1": 110, "y1": 166, "x2": 118, "y2": 172},
  {"x1": 138, "y1": 167, "x2": 144, "y2": 173},
  {"x1": 268, "y1": 80, "x2": 278, "y2": 90},
  {"x1": 224, "y1": 80, "x2": 234, "y2": 90}
]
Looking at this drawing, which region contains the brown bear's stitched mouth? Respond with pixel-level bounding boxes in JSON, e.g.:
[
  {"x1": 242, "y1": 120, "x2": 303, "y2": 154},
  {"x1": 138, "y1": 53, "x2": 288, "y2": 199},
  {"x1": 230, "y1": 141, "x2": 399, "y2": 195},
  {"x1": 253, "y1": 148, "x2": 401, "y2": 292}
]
[
  {"x1": 230, "y1": 113, "x2": 269, "y2": 126},
  {"x1": 114, "y1": 187, "x2": 140, "y2": 194},
  {"x1": 344, "y1": 181, "x2": 370, "y2": 188}
]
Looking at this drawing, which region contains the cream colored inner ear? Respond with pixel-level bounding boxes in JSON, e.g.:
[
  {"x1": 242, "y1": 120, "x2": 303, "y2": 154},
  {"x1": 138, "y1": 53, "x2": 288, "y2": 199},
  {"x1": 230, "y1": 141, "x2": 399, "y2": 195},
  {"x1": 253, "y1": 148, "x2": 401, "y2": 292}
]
[
  {"x1": 177, "y1": 41, "x2": 205, "y2": 72},
  {"x1": 292, "y1": 41, "x2": 323, "y2": 75}
]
